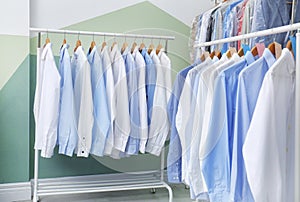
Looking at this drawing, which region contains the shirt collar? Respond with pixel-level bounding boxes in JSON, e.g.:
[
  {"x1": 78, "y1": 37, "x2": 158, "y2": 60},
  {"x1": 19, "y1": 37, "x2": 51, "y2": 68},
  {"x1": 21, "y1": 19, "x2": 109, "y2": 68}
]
[
  {"x1": 110, "y1": 43, "x2": 119, "y2": 61},
  {"x1": 244, "y1": 51, "x2": 255, "y2": 65},
  {"x1": 262, "y1": 48, "x2": 276, "y2": 68},
  {"x1": 87, "y1": 46, "x2": 97, "y2": 64},
  {"x1": 59, "y1": 44, "x2": 69, "y2": 63},
  {"x1": 73, "y1": 45, "x2": 85, "y2": 60},
  {"x1": 41, "y1": 43, "x2": 52, "y2": 60},
  {"x1": 122, "y1": 46, "x2": 130, "y2": 56}
]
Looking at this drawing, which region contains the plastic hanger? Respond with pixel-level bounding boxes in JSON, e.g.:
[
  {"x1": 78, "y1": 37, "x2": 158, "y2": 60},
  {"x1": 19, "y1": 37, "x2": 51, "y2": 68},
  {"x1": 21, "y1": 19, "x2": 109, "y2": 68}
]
[{"x1": 74, "y1": 32, "x2": 81, "y2": 52}]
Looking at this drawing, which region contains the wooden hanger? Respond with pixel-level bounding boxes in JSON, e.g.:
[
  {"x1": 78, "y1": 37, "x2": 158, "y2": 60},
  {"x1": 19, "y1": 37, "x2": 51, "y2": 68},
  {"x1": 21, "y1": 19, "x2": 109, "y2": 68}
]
[
  {"x1": 226, "y1": 47, "x2": 237, "y2": 58},
  {"x1": 74, "y1": 39, "x2": 81, "y2": 52},
  {"x1": 200, "y1": 51, "x2": 210, "y2": 62},
  {"x1": 215, "y1": 50, "x2": 222, "y2": 59},
  {"x1": 89, "y1": 41, "x2": 96, "y2": 54},
  {"x1": 148, "y1": 43, "x2": 155, "y2": 54},
  {"x1": 156, "y1": 43, "x2": 163, "y2": 55},
  {"x1": 44, "y1": 32, "x2": 50, "y2": 47},
  {"x1": 238, "y1": 47, "x2": 244, "y2": 57},
  {"x1": 210, "y1": 50, "x2": 215, "y2": 59},
  {"x1": 268, "y1": 41, "x2": 282, "y2": 59},
  {"x1": 251, "y1": 45, "x2": 258, "y2": 57},
  {"x1": 101, "y1": 35, "x2": 107, "y2": 52},
  {"x1": 121, "y1": 41, "x2": 128, "y2": 54},
  {"x1": 286, "y1": 40, "x2": 294, "y2": 57},
  {"x1": 131, "y1": 41, "x2": 137, "y2": 53},
  {"x1": 139, "y1": 40, "x2": 146, "y2": 51}
]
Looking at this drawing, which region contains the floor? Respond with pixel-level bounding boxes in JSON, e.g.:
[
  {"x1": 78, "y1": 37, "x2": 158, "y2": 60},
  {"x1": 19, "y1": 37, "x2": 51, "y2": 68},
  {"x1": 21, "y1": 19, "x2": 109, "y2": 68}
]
[{"x1": 20, "y1": 184, "x2": 206, "y2": 202}]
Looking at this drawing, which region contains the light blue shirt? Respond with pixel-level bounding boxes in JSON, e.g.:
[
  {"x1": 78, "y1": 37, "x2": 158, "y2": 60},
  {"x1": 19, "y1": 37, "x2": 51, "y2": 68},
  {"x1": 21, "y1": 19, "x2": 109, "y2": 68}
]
[
  {"x1": 141, "y1": 48, "x2": 156, "y2": 124},
  {"x1": 87, "y1": 46, "x2": 110, "y2": 157},
  {"x1": 201, "y1": 52, "x2": 255, "y2": 202},
  {"x1": 123, "y1": 47, "x2": 140, "y2": 155},
  {"x1": 167, "y1": 62, "x2": 199, "y2": 183},
  {"x1": 230, "y1": 49, "x2": 276, "y2": 202},
  {"x1": 58, "y1": 44, "x2": 77, "y2": 157}
]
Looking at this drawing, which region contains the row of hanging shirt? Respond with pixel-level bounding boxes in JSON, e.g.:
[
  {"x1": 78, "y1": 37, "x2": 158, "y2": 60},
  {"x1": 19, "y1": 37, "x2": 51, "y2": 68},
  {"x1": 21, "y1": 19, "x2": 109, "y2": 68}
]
[
  {"x1": 189, "y1": 0, "x2": 300, "y2": 63},
  {"x1": 167, "y1": 40, "x2": 296, "y2": 201},
  {"x1": 33, "y1": 38, "x2": 172, "y2": 159}
]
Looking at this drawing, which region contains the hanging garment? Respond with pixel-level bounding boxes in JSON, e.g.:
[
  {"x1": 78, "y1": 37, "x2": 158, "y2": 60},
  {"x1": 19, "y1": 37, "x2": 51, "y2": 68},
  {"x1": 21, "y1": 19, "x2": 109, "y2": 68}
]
[
  {"x1": 243, "y1": 48, "x2": 295, "y2": 202},
  {"x1": 34, "y1": 43, "x2": 61, "y2": 158},
  {"x1": 200, "y1": 53, "x2": 242, "y2": 202},
  {"x1": 109, "y1": 44, "x2": 131, "y2": 153},
  {"x1": 167, "y1": 61, "x2": 200, "y2": 183},
  {"x1": 251, "y1": 0, "x2": 291, "y2": 46},
  {"x1": 123, "y1": 47, "x2": 140, "y2": 155},
  {"x1": 176, "y1": 57, "x2": 215, "y2": 185},
  {"x1": 158, "y1": 49, "x2": 172, "y2": 101},
  {"x1": 140, "y1": 48, "x2": 156, "y2": 124},
  {"x1": 179, "y1": 57, "x2": 218, "y2": 201},
  {"x1": 131, "y1": 46, "x2": 148, "y2": 153},
  {"x1": 71, "y1": 46, "x2": 94, "y2": 157},
  {"x1": 87, "y1": 46, "x2": 110, "y2": 157},
  {"x1": 222, "y1": 0, "x2": 243, "y2": 53},
  {"x1": 230, "y1": 48, "x2": 275, "y2": 202},
  {"x1": 99, "y1": 45, "x2": 116, "y2": 156},
  {"x1": 57, "y1": 44, "x2": 77, "y2": 157},
  {"x1": 146, "y1": 49, "x2": 169, "y2": 156}
]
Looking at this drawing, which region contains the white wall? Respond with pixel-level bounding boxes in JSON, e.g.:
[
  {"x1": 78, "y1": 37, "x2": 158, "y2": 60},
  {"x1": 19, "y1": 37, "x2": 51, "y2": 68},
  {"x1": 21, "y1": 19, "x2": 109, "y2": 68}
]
[
  {"x1": 30, "y1": 0, "x2": 214, "y2": 29},
  {"x1": 0, "y1": 0, "x2": 29, "y2": 36}
]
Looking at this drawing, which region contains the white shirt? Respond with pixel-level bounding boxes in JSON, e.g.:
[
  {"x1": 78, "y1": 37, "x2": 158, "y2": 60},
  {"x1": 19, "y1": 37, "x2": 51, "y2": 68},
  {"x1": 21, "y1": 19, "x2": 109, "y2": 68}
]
[
  {"x1": 110, "y1": 44, "x2": 131, "y2": 152},
  {"x1": 176, "y1": 58, "x2": 214, "y2": 185},
  {"x1": 99, "y1": 45, "x2": 116, "y2": 156},
  {"x1": 200, "y1": 54, "x2": 241, "y2": 159},
  {"x1": 243, "y1": 49, "x2": 295, "y2": 202},
  {"x1": 146, "y1": 49, "x2": 169, "y2": 156},
  {"x1": 71, "y1": 46, "x2": 94, "y2": 157},
  {"x1": 132, "y1": 46, "x2": 148, "y2": 153},
  {"x1": 158, "y1": 49, "x2": 172, "y2": 101},
  {"x1": 34, "y1": 43, "x2": 61, "y2": 158}
]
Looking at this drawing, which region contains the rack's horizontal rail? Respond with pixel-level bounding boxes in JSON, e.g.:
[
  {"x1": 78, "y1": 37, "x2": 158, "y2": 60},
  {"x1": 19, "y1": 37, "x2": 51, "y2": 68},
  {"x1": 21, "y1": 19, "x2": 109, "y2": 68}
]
[{"x1": 30, "y1": 27, "x2": 175, "y2": 40}]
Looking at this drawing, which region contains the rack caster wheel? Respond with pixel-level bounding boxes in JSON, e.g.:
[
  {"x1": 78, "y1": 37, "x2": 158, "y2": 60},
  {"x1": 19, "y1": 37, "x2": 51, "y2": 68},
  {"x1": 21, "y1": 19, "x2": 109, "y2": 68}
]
[
  {"x1": 185, "y1": 185, "x2": 190, "y2": 189},
  {"x1": 151, "y1": 188, "x2": 156, "y2": 194}
]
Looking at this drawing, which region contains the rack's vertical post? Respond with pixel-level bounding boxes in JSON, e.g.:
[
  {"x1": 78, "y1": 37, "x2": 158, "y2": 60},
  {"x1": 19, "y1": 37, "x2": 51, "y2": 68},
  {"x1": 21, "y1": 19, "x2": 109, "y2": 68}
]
[
  {"x1": 295, "y1": 32, "x2": 300, "y2": 202},
  {"x1": 33, "y1": 32, "x2": 41, "y2": 202}
]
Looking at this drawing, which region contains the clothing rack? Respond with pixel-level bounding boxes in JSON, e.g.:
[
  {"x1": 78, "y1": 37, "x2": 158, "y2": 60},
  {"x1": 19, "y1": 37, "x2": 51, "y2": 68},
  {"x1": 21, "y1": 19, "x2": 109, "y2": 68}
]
[
  {"x1": 29, "y1": 27, "x2": 175, "y2": 202},
  {"x1": 194, "y1": 22, "x2": 300, "y2": 202}
]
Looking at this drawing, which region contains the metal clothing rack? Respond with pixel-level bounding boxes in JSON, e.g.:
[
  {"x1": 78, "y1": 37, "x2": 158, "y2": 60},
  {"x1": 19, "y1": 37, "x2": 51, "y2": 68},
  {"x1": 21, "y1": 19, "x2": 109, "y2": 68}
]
[
  {"x1": 194, "y1": 22, "x2": 300, "y2": 202},
  {"x1": 30, "y1": 27, "x2": 175, "y2": 202}
]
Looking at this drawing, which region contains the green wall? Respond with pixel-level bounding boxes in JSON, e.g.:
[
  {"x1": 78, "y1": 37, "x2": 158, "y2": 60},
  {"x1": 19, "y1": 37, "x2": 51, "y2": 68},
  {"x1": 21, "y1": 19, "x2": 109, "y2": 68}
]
[
  {"x1": 0, "y1": 40, "x2": 29, "y2": 183},
  {"x1": 0, "y1": 1, "x2": 190, "y2": 183}
]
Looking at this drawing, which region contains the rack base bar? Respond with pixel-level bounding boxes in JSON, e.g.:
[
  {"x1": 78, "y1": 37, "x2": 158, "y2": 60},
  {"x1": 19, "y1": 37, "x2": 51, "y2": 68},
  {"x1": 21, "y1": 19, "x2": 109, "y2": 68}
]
[{"x1": 32, "y1": 172, "x2": 173, "y2": 202}]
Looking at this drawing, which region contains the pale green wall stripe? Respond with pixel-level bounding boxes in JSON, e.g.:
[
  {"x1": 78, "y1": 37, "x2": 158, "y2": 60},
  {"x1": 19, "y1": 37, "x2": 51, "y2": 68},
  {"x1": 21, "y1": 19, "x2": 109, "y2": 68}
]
[{"x1": 0, "y1": 35, "x2": 29, "y2": 90}]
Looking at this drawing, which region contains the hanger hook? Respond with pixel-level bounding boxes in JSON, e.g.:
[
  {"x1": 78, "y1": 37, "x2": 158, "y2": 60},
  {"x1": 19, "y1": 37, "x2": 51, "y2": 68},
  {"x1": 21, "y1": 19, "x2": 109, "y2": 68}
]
[
  {"x1": 64, "y1": 31, "x2": 66, "y2": 40},
  {"x1": 46, "y1": 29, "x2": 48, "y2": 39},
  {"x1": 151, "y1": 37, "x2": 153, "y2": 44},
  {"x1": 78, "y1": 32, "x2": 80, "y2": 40},
  {"x1": 124, "y1": 35, "x2": 127, "y2": 43},
  {"x1": 93, "y1": 33, "x2": 95, "y2": 42},
  {"x1": 104, "y1": 34, "x2": 106, "y2": 42}
]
